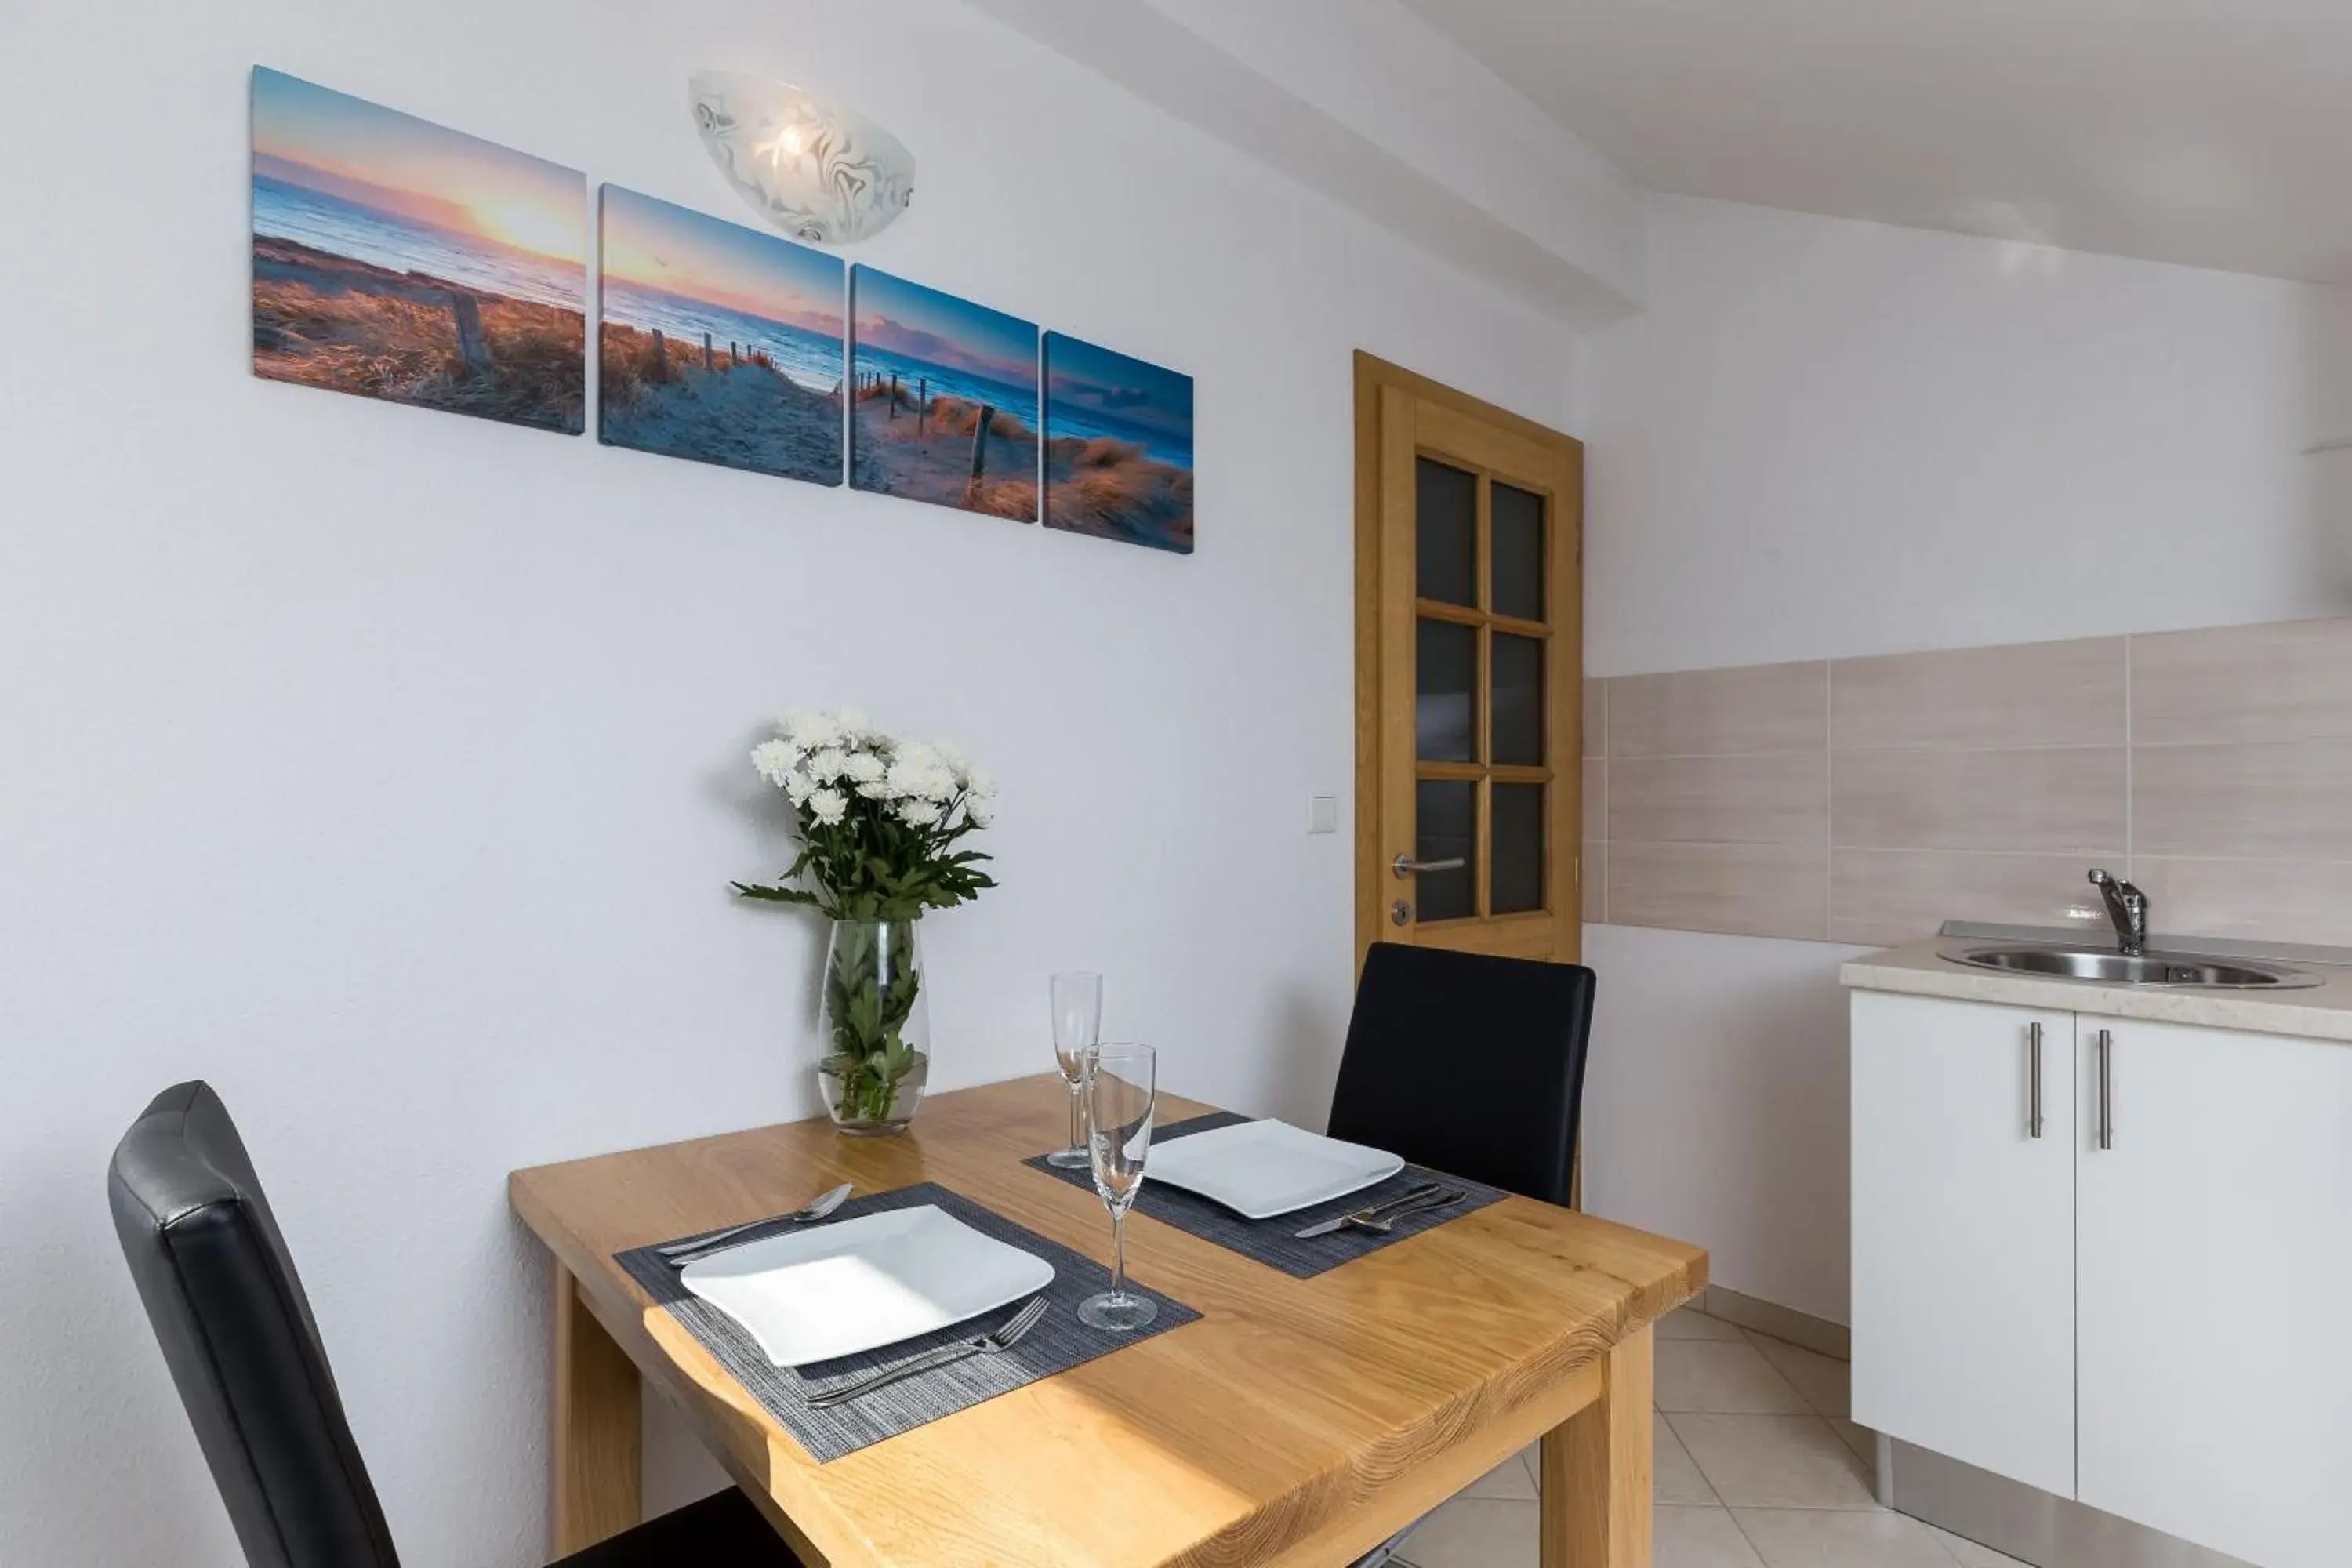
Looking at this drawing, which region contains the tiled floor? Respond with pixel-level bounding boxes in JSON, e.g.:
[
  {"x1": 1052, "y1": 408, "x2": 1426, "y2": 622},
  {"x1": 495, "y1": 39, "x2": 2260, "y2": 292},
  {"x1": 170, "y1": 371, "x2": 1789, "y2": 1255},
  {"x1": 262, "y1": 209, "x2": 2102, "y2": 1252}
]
[{"x1": 1395, "y1": 1306, "x2": 2031, "y2": 1568}]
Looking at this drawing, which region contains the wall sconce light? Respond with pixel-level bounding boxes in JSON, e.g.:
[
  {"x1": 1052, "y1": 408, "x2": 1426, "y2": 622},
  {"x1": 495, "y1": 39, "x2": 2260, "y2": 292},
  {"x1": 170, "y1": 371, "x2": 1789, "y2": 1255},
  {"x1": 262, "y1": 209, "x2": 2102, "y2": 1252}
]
[{"x1": 689, "y1": 71, "x2": 915, "y2": 246}]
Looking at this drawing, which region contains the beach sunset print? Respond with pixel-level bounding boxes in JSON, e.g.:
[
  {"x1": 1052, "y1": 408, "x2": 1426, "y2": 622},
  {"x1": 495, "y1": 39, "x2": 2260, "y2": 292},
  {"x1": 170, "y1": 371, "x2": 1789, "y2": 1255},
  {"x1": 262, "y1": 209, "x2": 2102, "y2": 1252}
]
[
  {"x1": 850, "y1": 267, "x2": 1040, "y2": 521},
  {"x1": 250, "y1": 67, "x2": 586, "y2": 433},
  {"x1": 599, "y1": 186, "x2": 844, "y2": 484},
  {"x1": 1044, "y1": 333, "x2": 1194, "y2": 554}
]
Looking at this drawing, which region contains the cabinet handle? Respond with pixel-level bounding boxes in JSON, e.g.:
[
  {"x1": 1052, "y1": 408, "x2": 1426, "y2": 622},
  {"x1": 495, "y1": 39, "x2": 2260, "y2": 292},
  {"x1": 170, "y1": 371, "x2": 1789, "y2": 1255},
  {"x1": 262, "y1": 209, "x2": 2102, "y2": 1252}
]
[
  {"x1": 2027, "y1": 1022, "x2": 2044, "y2": 1140},
  {"x1": 2096, "y1": 1028, "x2": 2114, "y2": 1152}
]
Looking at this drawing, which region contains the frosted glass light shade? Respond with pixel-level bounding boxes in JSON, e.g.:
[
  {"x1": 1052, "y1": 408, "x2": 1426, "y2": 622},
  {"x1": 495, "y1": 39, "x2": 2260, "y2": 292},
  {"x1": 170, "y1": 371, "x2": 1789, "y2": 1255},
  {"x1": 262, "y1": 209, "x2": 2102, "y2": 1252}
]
[{"x1": 689, "y1": 71, "x2": 914, "y2": 246}]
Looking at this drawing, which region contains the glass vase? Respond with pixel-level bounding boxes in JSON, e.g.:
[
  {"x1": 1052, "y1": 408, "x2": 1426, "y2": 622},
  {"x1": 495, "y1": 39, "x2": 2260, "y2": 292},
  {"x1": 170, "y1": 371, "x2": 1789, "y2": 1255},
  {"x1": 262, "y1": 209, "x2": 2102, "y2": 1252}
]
[{"x1": 816, "y1": 916, "x2": 931, "y2": 1135}]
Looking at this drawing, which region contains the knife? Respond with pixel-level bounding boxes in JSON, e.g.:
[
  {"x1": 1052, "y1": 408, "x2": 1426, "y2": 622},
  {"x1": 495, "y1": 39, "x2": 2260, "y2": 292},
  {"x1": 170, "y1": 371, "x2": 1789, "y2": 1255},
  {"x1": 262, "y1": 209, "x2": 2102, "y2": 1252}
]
[{"x1": 1294, "y1": 1181, "x2": 1441, "y2": 1239}]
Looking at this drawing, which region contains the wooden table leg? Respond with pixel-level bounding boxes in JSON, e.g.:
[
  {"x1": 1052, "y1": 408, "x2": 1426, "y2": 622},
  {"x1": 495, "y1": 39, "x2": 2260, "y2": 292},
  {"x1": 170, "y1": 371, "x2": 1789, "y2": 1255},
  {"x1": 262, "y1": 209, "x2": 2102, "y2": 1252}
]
[
  {"x1": 552, "y1": 1264, "x2": 641, "y2": 1556},
  {"x1": 1538, "y1": 1323, "x2": 1653, "y2": 1568}
]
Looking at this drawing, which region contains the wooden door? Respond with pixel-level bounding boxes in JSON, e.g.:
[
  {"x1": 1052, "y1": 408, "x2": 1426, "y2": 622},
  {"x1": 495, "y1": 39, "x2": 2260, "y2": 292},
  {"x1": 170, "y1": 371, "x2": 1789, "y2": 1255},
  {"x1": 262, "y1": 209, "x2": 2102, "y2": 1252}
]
[
  {"x1": 1849, "y1": 991, "x2": 2076, "y2": 1499},
  {"x1": 2074, "y1": 1016, "x2": 2352, "y2": 1568},
  {"x1": 1354, "y1": 353, "x2": 1583, "y2": 962}
]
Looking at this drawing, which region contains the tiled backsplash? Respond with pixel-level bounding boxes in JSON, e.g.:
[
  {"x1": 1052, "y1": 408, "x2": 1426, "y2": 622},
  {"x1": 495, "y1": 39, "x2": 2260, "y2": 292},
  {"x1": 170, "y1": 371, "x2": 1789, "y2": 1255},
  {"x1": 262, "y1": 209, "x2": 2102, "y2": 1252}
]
[{"x1": 1584, "y1": 617, "x2": 2352, "y2": 948}]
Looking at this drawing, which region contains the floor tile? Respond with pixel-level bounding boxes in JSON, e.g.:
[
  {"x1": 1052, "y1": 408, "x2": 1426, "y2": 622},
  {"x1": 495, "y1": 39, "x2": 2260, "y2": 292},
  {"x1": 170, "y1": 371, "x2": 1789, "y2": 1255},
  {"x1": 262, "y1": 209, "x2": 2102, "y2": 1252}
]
[
  {"x1": 1657, "y1": 1305, "x2": 1750, "y2": 1341},
  {"x1": 1743, "y1": 1330, "x2": 1851, "y2": 1419},
  {"x1": 1657, "y1": 1504, "x2": 1765, "y2": 1567},
  {"x1": 1465, "y1": 1449, "x2": 1537, "y2": 1501},
  {"x1": 1929, "y1": 1523, "x2": 2035, "y2": 1567},
  {"x1": 1657, "y1": 1339, "x2": 1813, "y2": 1414},
  {"x1": 1733, "y1": 1506, "x2": 1959, "y2": 1567},
  {"x1": 1830, "y1": 1416, "x2": 1876, "y2": 1474},
  {"x1": 1668, "y1": 1414, "x2": 1878, "y2": 1509},
  {"x1": 1657, "y1": 1417, "x2": 1719, "y2": 1504},
  {"x1": 1395, "y1": 1494, "x2": 1534, "y2": 1568}
]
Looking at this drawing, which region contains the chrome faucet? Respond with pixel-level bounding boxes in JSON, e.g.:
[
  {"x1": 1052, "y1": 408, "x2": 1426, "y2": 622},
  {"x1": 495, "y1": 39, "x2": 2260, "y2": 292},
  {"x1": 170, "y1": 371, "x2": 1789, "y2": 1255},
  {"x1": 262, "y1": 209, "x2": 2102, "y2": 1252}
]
[{"x1": 2086, "y1": 868, "x2": 2150, "y2": 956}]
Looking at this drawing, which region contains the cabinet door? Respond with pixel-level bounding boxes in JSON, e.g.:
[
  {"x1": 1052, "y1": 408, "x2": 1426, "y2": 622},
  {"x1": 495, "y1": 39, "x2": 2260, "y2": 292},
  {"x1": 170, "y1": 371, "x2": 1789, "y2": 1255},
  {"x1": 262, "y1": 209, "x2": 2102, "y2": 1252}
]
[
  {"x1": 2076, "y1": 1018, "x2": 2352, "y2": 1568},
  {"x1": 1851, "y1": 990, "x2": 2076, "y2": 1497}
]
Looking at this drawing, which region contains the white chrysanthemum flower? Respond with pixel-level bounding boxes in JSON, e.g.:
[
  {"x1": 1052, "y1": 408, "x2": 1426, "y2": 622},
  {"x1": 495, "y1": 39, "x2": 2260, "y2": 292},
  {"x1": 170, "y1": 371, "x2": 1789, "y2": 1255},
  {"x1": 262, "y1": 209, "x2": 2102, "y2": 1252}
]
[
  {"x1": 835, "y1": 706, "x2": 870, "y2": 740},
  {"x1": 787, "y1": 711, "x2": 841, "y2": 751},
  {"x1": 844, "y1": 751, "x2": 884, "y2": 785},
  {"x1": 897, "y1": 797, "x2": 942, "y2": 828},
  {"x1": 933, "y1": 740, "x2": 967, "y2": 771},
  {"x1": 784, "y1": 768, "x2": 815, "y2": 804},
  {"x1": 750, "y1": 739, "x2": 799, "y2": 787},
  {"x1": 809, "y1": 788, "x2": 848, "y2": 825},
  {"x1": 967, "y1": 801, "x2": 993, "y2": 829},
  {"x1": 807, "y1": 747, "x2": 850, "y2": 783},
  {"x1": 964, "y1": 767, "x2": 999, "y2": 800},
  {"x1": 892, "y1": 739, "x2": 938, "y2": 772},
  {"x1": 855, "y1": 775, "x2": 895, "y2": 800}
]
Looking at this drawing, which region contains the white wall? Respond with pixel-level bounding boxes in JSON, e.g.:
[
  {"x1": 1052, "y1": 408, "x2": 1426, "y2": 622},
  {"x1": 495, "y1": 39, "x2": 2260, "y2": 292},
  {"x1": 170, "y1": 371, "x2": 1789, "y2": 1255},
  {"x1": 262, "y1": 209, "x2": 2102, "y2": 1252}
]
[
  {"x1": 0, "y1": 4, "x2": 1579, "y2": 1563},
  {"x1": 1577, "y1": 193, "x2": 2352, "y2": 1323}
]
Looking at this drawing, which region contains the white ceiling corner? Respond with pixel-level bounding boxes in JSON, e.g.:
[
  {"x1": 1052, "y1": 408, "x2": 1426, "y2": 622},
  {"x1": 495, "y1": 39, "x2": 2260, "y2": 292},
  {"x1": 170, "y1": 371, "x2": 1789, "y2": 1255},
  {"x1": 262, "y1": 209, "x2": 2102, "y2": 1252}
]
[{"x1": 962, "y1": 0, "x2": 1649, "y2": 328}]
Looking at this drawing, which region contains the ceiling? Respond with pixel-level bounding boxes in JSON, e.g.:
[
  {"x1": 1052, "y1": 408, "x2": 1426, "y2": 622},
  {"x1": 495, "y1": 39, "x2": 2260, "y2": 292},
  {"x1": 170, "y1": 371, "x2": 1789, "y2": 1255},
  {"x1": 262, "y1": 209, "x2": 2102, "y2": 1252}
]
[{"x1": 1398, "y1": 0, "x2": 2352, "y2": 286}]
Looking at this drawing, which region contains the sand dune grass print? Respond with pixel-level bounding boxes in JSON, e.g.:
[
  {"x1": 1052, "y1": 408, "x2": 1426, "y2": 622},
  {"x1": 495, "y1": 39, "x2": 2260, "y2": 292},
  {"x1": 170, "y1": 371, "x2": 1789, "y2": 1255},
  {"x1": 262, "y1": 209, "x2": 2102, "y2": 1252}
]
[
  {"x1": 850, "y1": 267, "x2": 1040, "y2": 521},
  {"x1": 597, "y1": 186, "x2": 845, "y2": 484},
  {"x1": 250, "y1": 67, "x2": 586, "y2": 433},
  {"x1": 1043, "y1": 332, "x2": 1194, "y2": 554}
]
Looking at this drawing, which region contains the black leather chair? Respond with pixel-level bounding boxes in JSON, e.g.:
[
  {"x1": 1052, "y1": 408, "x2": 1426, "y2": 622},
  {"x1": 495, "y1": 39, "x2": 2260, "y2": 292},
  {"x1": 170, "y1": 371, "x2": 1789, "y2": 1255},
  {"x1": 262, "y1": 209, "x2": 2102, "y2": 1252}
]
[
  {"x1": 1330, "y1": 944, "x2": 1599, "y2": 1568},
  {"x1": 108, "y1": 1081, "x2": 804, "y2": 1568},
  {"x1": 1328, "y1": 942, "x2": 1598, "y2": 1206}
]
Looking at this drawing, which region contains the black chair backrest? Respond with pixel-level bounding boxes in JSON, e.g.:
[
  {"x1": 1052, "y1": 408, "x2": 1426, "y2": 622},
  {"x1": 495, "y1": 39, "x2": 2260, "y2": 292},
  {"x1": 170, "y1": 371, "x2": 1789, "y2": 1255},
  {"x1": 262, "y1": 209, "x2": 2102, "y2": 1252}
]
[
  {"x1": 1327, "y1": 942, "x2": 1596, "y2": 1206},
  {"x1": 108, "y1": 1082, "x2": 399, "y2": 1568}
]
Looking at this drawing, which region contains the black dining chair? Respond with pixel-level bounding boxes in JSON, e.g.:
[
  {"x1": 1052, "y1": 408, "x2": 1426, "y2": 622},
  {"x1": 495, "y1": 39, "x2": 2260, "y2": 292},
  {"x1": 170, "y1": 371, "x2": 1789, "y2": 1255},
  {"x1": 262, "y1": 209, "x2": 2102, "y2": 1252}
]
[
  {"x1": 1329, "y1": 941, "x2": 1598, "y2": 1207},
  {"x1": 108, "y1": 1080, "x2": 805, "y2": 1568},
  {"x1": 1330, "y1": 943, "x2": 1599, "y2": 1568}
]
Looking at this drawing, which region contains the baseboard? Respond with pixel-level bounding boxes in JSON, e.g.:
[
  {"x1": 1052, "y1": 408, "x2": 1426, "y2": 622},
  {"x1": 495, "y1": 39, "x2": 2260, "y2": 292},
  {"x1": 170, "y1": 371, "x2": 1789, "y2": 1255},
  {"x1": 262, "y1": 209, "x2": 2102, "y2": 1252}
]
[
  {"x1": 1885, "y1": 1437, "x2": 2254, "y2": 1568},
  {"x1": 1699, "y1": 1284, "x2": 1849, "y2": 1360}
]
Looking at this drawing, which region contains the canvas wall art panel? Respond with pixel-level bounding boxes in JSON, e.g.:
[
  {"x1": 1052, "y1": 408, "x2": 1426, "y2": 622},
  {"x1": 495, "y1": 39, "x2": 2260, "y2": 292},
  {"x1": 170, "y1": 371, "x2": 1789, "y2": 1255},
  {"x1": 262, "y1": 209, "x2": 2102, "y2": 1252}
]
[
  {"x1": 1043, "y1": 333, "x2": 1195, "y2": 554},
  {"x1": 849, "y1": 267, "x2": 1039, "y2": 521},
  {"x1": 597, "y1": 186, "x2": 845, "y2": 484},
  {"x1": 250, "y1": 67, "x2": 586, "y2": 434}
]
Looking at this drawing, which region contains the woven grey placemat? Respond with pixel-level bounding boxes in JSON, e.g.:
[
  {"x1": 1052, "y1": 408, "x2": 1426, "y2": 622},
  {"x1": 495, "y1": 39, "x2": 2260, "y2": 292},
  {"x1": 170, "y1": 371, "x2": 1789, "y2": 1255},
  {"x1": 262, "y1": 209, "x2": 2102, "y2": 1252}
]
[
  {"x1": 615, "y1": 1182, "x2": 1198, "y2": 1463},
  {"x1": 1024, "y1": 1111, "x2": 1508, "y2": 1279}
]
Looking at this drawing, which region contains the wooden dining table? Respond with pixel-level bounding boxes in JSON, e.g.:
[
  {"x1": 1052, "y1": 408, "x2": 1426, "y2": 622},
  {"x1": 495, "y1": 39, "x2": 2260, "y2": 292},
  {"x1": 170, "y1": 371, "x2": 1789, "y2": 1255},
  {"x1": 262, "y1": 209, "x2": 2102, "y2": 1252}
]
[{"x1": 508, "y1": 1075, "x2": 1706, "y2": 1567}]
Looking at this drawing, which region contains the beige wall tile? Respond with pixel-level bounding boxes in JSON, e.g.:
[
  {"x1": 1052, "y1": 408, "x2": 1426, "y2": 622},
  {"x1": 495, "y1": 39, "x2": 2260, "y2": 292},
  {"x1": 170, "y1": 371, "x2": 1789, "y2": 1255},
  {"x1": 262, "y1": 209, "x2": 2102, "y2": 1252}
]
[
  {"x1": 2133, "y1": 739, "x2": 2352, "y2": 858},
  {"x1": 2132, "y1": 857, "x2": 2352, "y2": 948},
  {"x1": 1611, "y1": 754, "x2": 1828, "y2": 845},
  {"x1": 1607, "y1": 662, "x2": 1828, "y2": 758},
  {"x1": 2132, "y1": 619, "x2": 2352, "y2": 745},
  {"x1": 1607, "y1": 842, "x2": 1828, "y2": 939},
  {"x1": 1583, "y1": 757, "x2": 1606, "y2": 840},
  {"x1": 1831, "y1": 637, "x2": 2124, "y2": 751},
  {"x1": 1581, "y1": 840, "x2": 1605, "y2": 923},
  {"x1": 1584, "y1": 677, "x2": 1606, "y2": 757},
  {"x1": 1829, "y1": 849, "x2": 2116, "y2": 947},
  {"x1": 1831, "y1": 746, "x2": 2124, "y2": 853}
]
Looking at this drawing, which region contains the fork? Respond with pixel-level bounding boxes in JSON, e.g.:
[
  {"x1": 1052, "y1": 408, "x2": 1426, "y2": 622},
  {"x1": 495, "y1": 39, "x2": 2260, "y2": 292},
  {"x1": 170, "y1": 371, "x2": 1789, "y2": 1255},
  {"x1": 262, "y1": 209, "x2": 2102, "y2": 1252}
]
[
  {"x1": 659, "y1": 1183, "x2": 853, "y2": 1267},
  {"x1": 1341, "y1": 1186, "x2": 1466, "y2": 1235},
  {"x1": 805, "y1": 1296, "x2": 1051, "y2": 1409}
]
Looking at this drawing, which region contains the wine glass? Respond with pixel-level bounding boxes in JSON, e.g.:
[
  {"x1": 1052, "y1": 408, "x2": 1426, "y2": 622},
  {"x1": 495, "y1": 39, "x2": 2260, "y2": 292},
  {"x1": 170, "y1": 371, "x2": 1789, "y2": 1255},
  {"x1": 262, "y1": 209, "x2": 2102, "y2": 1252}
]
[
  {"x1": 1079, "y1": 1042, "x2": 1157, "y2": 1331},
  {"x1": 1047, "y1": 972, "x2": 1102, "y2": 1169}
]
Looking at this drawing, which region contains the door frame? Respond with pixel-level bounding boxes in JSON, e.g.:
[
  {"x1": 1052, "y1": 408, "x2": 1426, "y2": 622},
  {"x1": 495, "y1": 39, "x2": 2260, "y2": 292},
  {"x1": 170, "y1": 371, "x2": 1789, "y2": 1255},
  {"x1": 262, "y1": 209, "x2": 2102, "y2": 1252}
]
[{"x1": 1352, "y1": 350, "x2": 1585, "y2": 966}]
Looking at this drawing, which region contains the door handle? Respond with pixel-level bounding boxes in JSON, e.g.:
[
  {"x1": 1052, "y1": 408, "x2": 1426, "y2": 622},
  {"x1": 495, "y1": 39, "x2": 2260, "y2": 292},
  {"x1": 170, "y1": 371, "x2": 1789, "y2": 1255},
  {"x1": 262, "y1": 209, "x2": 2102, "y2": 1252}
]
[
  {"x1": 2096, "y1": 1028, "x2": 2114, "y2": 1152},
  {"x1": 1392, "y1": 854, "x2": 1466, "y2": 879},
  {"x1": 2027, "y1": 1022, "x2": 2044, "y2": 1140}
]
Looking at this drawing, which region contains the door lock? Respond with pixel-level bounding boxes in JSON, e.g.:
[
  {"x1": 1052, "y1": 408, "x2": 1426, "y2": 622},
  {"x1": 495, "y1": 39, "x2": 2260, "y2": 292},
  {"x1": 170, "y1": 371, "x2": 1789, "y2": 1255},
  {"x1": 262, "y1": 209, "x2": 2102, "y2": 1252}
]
[{"x1": 1390, "y1": 900, "x2": 1413, "y2": 927}]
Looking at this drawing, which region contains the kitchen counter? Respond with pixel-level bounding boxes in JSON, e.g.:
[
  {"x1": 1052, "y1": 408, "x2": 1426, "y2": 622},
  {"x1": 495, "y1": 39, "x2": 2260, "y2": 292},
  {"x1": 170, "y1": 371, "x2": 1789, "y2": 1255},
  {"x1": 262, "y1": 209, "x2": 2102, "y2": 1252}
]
[{"x1": 1842, "y1": 935, "x2": 2352, "y2": 1044}]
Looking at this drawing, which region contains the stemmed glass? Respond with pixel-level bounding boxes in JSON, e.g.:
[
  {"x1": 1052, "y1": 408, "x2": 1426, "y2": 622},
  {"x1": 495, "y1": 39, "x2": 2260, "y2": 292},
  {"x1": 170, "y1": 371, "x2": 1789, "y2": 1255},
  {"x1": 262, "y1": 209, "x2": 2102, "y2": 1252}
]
[
  {"x1": 1079, "y1": 1042, "x2": 1157, "y2": 1331},
  {"x1": 1046, "y1": 972, "x2": 1102, "y2": 1170}
]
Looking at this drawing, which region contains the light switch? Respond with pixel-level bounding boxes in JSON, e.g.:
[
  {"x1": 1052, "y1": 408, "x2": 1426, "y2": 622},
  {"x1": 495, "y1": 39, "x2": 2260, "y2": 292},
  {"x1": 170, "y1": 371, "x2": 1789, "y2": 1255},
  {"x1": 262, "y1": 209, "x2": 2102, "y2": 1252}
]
[{"x1": 1308, "y1": 795, "x2": 1339, "y2": 834}]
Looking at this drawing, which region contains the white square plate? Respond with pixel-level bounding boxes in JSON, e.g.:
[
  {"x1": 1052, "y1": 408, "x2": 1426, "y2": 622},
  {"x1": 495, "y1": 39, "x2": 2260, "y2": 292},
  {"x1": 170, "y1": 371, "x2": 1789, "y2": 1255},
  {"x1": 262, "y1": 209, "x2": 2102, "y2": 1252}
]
[
  {"x1": 1147, "y1": 1120, "x2": 1405, "y2": 1219},
  {"x1": 678, "y1": 1204, "x2": 1054, "y2": 1368}
]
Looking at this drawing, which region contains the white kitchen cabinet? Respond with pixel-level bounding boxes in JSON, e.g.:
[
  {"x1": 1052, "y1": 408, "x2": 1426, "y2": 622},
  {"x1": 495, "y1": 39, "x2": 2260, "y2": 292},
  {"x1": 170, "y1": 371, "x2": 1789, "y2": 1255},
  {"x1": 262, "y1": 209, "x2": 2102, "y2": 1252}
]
[
  {"x1": 1851, "y1": 989, "x2": 2078, "y2": 1498},
  {"x1": 2074, "y1": 1017, "x2": 2352, "y2": 1568}
]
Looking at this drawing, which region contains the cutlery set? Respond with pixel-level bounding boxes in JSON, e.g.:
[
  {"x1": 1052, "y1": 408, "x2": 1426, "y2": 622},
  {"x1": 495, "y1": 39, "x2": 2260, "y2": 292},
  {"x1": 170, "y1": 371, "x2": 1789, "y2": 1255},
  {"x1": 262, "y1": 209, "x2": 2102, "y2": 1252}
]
[{"x1": 1293, "y1": 1181, "x2": 1466, "y2": 1238}]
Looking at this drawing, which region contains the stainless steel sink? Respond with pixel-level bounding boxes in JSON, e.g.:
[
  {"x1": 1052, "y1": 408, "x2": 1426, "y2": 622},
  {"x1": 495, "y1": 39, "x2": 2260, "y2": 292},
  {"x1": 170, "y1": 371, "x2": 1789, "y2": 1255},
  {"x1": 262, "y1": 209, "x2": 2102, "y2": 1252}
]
[{"x1": 1938, "y1": 942, "x2": 2321, "y2": 989}]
